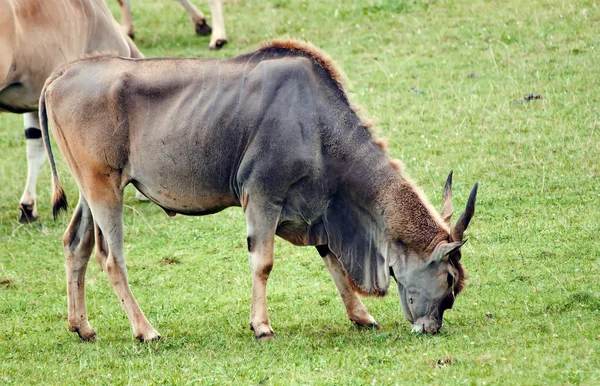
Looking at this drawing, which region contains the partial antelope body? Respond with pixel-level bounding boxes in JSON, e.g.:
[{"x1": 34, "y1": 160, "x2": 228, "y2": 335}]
[
  {"x1": 0, "y1": 0, "x2": 143, "y2": 223},
  {"x1": 117, "y1": 0, "x2": 227, "y2": 49},
  {"x1": 41, "y1": 40, "x2": 478, "y2": 342}
]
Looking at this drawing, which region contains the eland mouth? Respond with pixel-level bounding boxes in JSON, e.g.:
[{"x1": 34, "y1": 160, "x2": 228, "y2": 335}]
[{"x1": 412, "y1": 320, "x2": 442, "y2": 334}]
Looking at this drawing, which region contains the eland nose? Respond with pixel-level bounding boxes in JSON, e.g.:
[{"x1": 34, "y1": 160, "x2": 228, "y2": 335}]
[{"x1": 413, "y1": 318, "x2": 441, "y2": 334}]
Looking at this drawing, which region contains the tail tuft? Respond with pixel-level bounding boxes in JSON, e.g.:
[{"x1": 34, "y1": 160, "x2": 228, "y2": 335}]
[{"x1": 51, "y1": 182, "x2": 68, "y2": 220}]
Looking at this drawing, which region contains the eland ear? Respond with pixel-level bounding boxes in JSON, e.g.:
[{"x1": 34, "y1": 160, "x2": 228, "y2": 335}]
[
  {"x1": 429, "y1": 240, "x2": 466, "y2": 264},
  {"x1": 440, "y1": 171, "x2": 454, "y2": 225},
  {"x1": 451, "y1": 182, "x2": 478, "y2": 241}
]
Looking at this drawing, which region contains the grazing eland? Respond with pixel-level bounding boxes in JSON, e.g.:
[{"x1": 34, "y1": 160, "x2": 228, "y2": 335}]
[
  {"x1": 117, "y1": 0, "x2": 227, "y2": 49},
  {"x1": 0, "y1": 0, "x2": 143, "y2": 223},
  {"x1": 40, "y1": 40, "x2": 478, "y2": 341}
]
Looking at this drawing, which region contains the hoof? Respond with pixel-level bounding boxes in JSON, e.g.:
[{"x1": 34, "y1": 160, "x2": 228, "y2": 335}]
[
  {"x1": 70, "y1": 325, "x2": 97, "y2": 342},
  {"x1": 255, "y1": 331, "x2": 275, "y2": 341},
  {"x1": 136, "y1": 330, "x2": 162, "y2": 343},
  {"x1": 352, "y1": 320, "x2": 381, "y2": 331},
  {"x1": 195, "y1": 20, "x2": 212, "y2": 36},
  {"x1": 80, "y1": 332, "x2": 98, "y2": 342},
  {"x1": 250, "y1": 322, "x2": 275, "y2": 340},
  {"x1": 18, "y1": 203, "x2": 37, "y2": 223},
  {"x1": 121, "y1": 25, "x2": 134, "y2": 40},
  {"x1": 209, "y1": 39, "x2": 228, "y2": 50}
]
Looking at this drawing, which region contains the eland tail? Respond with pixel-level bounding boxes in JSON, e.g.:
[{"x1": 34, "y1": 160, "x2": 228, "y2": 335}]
[{"x1": 39, "y1": 78, "x2": 68, "y2": 219}]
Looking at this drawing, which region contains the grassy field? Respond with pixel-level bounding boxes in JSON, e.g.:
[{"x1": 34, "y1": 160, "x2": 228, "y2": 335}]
[{"x1": 1, "y1": 0, "x2": 599, "y2": 384}]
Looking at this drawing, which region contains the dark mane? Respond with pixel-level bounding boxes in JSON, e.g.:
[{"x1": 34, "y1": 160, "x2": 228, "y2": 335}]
[{"x1": 253, "y1": 40, "x2": 393, "y2": 156}]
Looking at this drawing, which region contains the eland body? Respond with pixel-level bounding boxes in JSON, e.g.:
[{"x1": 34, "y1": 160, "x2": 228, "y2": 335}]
[{"x1": 41, "y1": 40, "x2": 477, "y2": 341}]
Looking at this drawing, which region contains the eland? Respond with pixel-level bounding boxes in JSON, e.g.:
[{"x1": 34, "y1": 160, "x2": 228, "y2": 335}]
[
  {"x1": 40, "y1": 40, "x2": 478, "y2": 341},
  {"x1": 0, "y1": 0, "x2": 143, "y2": 223}
]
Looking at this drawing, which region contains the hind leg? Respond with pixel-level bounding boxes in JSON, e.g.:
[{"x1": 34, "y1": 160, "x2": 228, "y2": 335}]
[
  {"x1": 18, "y1": 112, "x2": 46, "y2": 223},
  {"x1": 317, "y1": 246, "x2": 379, "y2": 329},
  {"x1": 64, "y1": 194, "x2": 97, "y2": 340},
  {"x1": 87, "y1": 189, "x2": 160, "y2": 342}
]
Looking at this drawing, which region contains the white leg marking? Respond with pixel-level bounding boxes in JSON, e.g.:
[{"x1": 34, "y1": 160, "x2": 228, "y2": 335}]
[
  {"x1": 207, "y1": 0, "x2": 227, "y2": 49},
  {"x1": 19, "y1": 112, "x2": 45, "y2": 222}
]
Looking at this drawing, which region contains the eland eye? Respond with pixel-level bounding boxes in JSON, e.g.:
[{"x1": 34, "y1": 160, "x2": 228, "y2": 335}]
[
  {"x1": 409, "y1": 298, "x2": 414, "y2": 305},
  {"x1": 447, "y1": 273, "x2": 455, "y2": 288}
]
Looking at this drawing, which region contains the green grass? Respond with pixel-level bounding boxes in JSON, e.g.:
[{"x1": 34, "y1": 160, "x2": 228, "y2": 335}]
[{"x1": 1, "y1": 0, "x2": 600, "y2": 384}]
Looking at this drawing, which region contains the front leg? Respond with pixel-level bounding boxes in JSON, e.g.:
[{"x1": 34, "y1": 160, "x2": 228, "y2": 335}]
[
  {"x1": 244, "y1": 198, "x2": 280, "y2": 340},
  {"x1": 317, "y1": 246, "x2": 380, "y2": 329}
]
